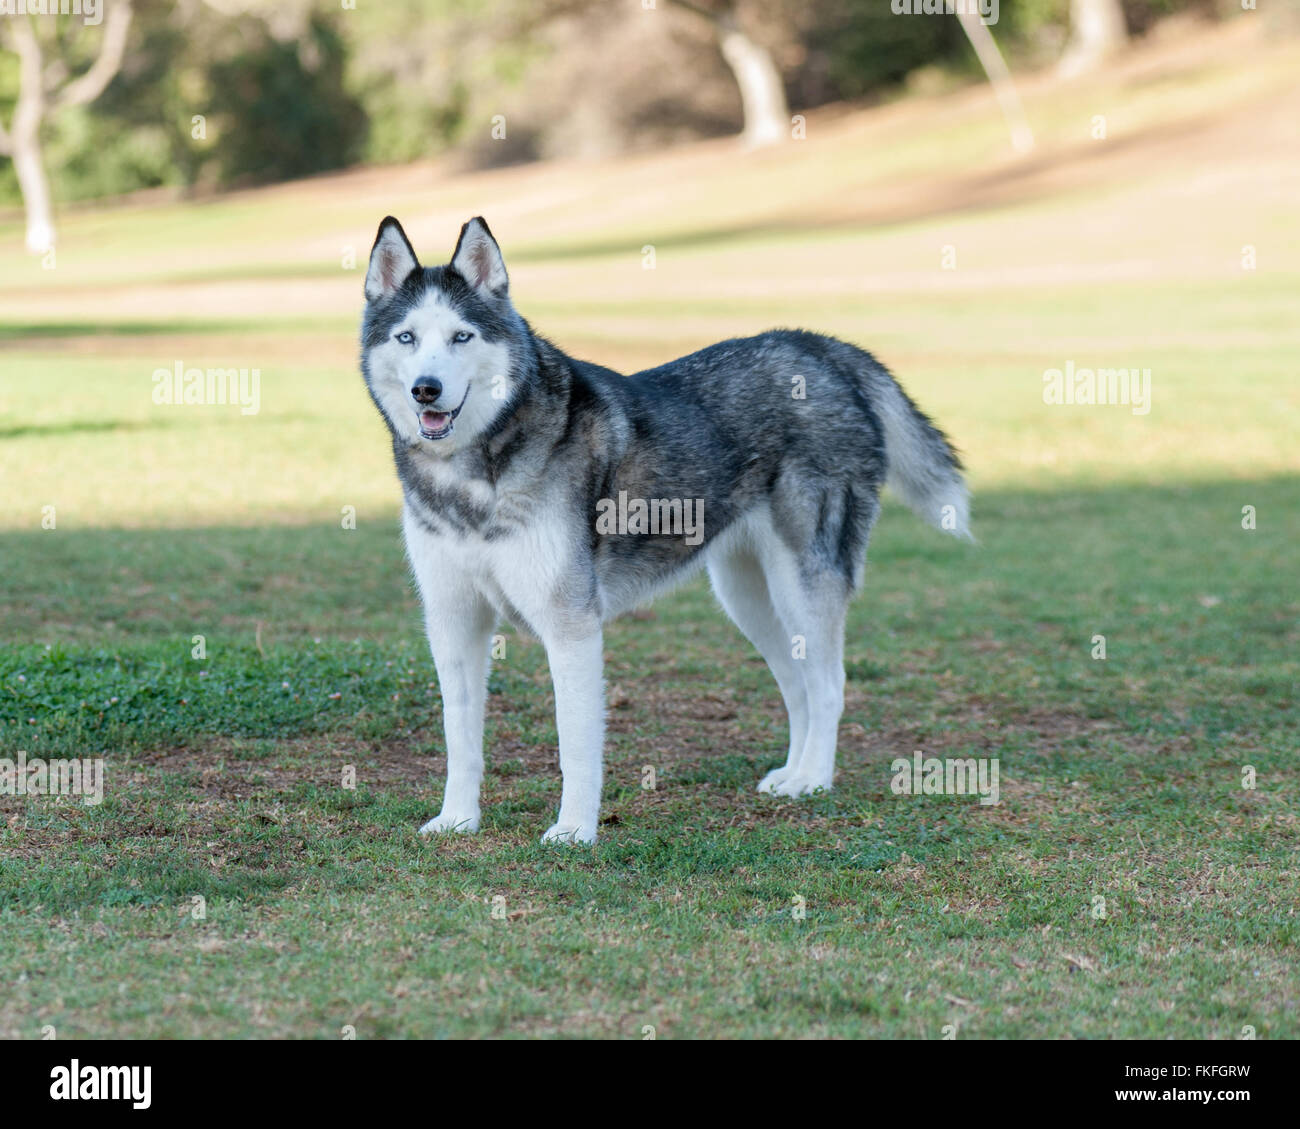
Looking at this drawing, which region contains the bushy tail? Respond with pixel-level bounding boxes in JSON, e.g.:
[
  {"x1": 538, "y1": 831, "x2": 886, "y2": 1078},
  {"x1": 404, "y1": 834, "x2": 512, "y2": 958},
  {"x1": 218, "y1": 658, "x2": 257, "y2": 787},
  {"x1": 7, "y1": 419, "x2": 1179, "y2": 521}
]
[{"x1": 872, "y1": 371, "x2": 971, "y2": 539}]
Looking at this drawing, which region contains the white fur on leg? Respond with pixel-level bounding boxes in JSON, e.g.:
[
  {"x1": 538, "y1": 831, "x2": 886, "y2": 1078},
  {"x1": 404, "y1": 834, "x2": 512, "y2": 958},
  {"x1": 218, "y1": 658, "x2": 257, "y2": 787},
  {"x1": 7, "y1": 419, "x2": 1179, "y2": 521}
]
[
  {"x1": 419, "y1": 811, "x2": 480, "y2": 835},
  {"x1": 758, "y1": 765, "x2": 800, "y2": 793},
  {"x1": 540, "y1": 630, "x2": 604, "y2": 845},
  {"x1": 420, "y1": 616, "x2": 492, "y2": 832},
  {"x1": 747, "y1": 527, "x2": 847, "y2": 799},
  {"x1": 704, "y1": 545, "x2": 811, "y2": 795},
  {"x1": 767, "y1": 652, "x2": 841, "y2": 797},
  {"x1": 768, "y1": 650, "x2": 841, "y2": 797},
  {"x1": 767, "y1": 770, "x2": 834, "y2": 797},
  {"x1": 405, "y1": 507, "x2": 495, "y2": 838}
]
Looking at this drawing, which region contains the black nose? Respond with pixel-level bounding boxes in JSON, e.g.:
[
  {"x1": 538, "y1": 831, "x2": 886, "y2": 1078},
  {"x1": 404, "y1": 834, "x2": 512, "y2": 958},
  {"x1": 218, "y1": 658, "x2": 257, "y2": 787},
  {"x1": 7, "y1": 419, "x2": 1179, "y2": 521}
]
[{"x1": 411, "y1": 376, "x2": 442, "y2": 405}]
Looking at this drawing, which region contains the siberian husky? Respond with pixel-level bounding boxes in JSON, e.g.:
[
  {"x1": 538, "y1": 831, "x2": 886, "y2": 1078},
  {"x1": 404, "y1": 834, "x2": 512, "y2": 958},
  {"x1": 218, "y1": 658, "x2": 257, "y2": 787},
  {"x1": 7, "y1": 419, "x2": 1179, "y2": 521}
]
[{"x1": 360, "y1": 216, "x2": 970, "y2": 844}]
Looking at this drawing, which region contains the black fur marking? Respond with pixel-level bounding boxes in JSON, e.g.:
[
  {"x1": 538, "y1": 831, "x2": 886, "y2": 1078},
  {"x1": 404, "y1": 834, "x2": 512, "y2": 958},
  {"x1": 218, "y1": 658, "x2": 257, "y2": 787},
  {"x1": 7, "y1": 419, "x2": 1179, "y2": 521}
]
[{"x1": 393, "y1": 442, "x2": 493, "y2": 536}]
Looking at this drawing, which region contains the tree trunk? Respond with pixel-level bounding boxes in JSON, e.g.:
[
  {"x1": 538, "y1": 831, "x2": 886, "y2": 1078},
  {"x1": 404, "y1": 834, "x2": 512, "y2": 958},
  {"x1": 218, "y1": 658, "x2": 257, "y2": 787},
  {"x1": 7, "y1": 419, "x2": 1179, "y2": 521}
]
[
  {"x1": 1, "y1": 2, "x2": 133, "y2": 253},
  {"x1": 5, "y1": 20, "x2": 55, "y2": 254},
  {"x1": 12, "y1": 126, "x2": 56, "y2": 255},
  {"x1": 716, "y1": 17, "x2": 788, "y2": 148},
  {"x1": 667, "y1": 1, "x2": 789, "y2": 149},
  {"x1": 1058, "y1": 0, "x2": 1128, "y2": 79}
]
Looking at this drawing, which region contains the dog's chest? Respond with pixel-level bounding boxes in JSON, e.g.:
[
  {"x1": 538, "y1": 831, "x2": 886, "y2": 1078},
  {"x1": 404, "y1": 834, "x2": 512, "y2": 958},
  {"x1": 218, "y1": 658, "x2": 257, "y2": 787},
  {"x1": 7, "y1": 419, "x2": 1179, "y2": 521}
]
[
  {"x1": 401, "y1": 459, "x2": 573, "y2": 633},
  {"x1": 399, "y1": 454, "x2": 503, "y2": 538},
  {"x1": 406, "y1": 517, "x2": 558, "y2": 639}
]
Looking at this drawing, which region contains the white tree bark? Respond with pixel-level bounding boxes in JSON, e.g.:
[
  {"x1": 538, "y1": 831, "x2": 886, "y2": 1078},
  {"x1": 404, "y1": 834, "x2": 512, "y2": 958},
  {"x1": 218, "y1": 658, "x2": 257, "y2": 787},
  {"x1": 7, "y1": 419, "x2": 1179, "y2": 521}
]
[
  {"x1": 0, "y1": 18, "x2": 54, "y2": 253},
  {"x1": 11, "y1": 134, "x2": 57, "y2": 256},
  {"x1": 0, "y1": 3, "x2": 134, "y2": 254},
  {"x1": 1058, "y1": 0, "x2": 1127, "y2": 79},
  {"x1": 717, "y1": 16, "x2": 788, "y2": 148},
  {"x1": 669, "y1": 0, "x2": 789, "y2": 149}
]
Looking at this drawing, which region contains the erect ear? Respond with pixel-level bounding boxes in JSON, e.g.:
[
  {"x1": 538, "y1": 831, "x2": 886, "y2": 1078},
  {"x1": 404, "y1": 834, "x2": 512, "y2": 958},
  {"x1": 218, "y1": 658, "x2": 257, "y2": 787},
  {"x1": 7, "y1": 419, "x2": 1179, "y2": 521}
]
[
  {"x1": 365, "y1": 217, "x2": 419, "y2": 302},
  {"x1": 450, "y1": 217, "x2": 508, "y2": 297}
]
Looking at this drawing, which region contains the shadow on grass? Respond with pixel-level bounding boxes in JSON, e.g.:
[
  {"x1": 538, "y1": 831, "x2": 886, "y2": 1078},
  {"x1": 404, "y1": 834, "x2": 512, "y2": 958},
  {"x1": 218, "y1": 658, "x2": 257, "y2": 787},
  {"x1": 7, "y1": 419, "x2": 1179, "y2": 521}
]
[
  {"x1": 0, "y1": 412, "x2": 296, "y2": 440},
  {"x1": 0, "y1": 474, "x2": 1295, "y2": 758},
  {"x1": 0, "y1": 316, "x2": 345, "y2": 348},
  {"x1": 0, "y1": 852, "x2": 295, "y2": 914},
  {"x1": 0, "y1": 320, "x2": 264, "y2": 342},
  {"x1": 0, "y1": 418, "x2": 189, "y2": 441}
]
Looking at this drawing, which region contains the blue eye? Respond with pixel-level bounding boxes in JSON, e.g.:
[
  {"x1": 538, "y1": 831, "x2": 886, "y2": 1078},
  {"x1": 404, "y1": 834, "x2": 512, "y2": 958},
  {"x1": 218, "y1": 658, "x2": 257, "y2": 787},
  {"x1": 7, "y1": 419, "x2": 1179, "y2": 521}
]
[
  {"x1": 452, "y1": 330, "x2": 474, "y2": 344},
  {"x1": 396, "y1": 331, "x2": 415, "y2": 345}
]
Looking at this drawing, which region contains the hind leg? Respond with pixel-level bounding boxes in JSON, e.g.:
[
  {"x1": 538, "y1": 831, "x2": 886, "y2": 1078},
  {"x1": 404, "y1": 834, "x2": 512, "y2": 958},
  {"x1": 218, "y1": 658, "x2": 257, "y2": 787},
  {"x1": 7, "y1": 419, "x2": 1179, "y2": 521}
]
[
  {"x1": 754, "y1": 541, "x2": 851, "y2": 798},
  {"x1": 706, "y1": 547, "x2": 809, "y2": 791}
]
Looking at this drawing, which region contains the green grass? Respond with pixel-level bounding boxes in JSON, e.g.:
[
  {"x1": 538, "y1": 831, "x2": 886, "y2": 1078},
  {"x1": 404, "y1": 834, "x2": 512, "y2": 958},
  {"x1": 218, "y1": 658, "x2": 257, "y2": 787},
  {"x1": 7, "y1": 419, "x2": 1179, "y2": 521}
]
[
  {"x1": 2, "y1": 479, "x2": 1296, "y2": 1037},
  {"x1": 1, "y1": 25, "x2": 1298, "y2": 1037}
]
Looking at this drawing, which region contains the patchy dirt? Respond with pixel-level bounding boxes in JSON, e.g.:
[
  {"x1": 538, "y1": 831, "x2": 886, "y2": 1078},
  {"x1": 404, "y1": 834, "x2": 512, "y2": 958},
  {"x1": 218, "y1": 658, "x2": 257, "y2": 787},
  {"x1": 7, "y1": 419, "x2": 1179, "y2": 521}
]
[
  {"x1": 28, "y1": 684, "x2": 1133, "y2": 810},
  {"x1": 0, "y1": 654, "x2": 1208, "y2": 858}
]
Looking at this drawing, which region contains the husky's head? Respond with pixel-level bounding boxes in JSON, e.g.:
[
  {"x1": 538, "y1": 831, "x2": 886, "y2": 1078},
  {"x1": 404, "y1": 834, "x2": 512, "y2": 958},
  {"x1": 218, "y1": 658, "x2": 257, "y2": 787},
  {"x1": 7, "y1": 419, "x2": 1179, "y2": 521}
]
[{"x1": 360, "y1": 216, "x2": 526, "y2": 454}]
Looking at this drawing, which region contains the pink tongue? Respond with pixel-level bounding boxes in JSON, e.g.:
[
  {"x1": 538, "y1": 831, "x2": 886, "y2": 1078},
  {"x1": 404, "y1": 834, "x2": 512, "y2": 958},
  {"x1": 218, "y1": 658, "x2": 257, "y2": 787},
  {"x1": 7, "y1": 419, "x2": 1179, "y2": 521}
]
[{"x1": 422, "y1": 411, "x2": 448, "y2": 429}]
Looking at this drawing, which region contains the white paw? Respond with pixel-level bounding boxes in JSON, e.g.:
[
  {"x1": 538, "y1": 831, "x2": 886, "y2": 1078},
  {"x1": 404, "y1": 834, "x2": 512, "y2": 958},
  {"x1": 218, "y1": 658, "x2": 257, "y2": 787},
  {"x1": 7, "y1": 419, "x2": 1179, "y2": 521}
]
[
  {"x1": 541, "y1": 822, "x2": 597, "y2": 845},
  {"x1": 767, "y1": 773, "x2": 832, "y2": 798},
  {"x1": 757, "y1": 766, "x2": 796, "y2": 793},
  {"x1": 419, "y1": 811, "x2": 480, "y2": 836}
]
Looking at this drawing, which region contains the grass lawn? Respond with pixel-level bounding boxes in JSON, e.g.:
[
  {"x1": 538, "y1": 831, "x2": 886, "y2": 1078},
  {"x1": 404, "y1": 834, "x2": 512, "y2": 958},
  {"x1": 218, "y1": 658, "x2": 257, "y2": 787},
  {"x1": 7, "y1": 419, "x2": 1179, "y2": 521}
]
[{"x1": 0, "y1": 20, "x2": 1296, "y2": 1038}]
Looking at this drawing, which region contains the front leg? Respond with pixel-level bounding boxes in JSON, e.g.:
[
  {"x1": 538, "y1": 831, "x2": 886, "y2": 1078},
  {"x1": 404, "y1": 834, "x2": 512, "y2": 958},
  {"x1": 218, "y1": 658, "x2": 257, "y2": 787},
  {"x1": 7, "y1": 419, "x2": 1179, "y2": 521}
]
[
  {"x1": 540, "y1": 630, "x2": 605, "y2": 845},
  {"x1": 417, "y1": 588, "x2": 496, "y2": 838}
]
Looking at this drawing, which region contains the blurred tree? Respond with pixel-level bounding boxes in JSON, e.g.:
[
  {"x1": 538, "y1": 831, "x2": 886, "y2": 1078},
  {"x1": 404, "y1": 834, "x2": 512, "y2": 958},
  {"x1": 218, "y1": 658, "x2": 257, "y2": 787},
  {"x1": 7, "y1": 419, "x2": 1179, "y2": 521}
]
[
  {"x1": 0, "y1": 0, "x2": 1228, "y2": 216},
  {"x1": 76, "y1": 0, "x2": 215, "y2": 197},
  {"x1": 206, "y1": 13, "x2": 366, "y2": 186},
  {"x1": 0, "y1": 2, "x2": 133, "y2": 252},
  {"x1": 341, "y1": 0, "x2": 519, "y2": 166},
  {"x1": 798, "y1": 0, "x2": 958, "y2": 102},
  {"x1": 665, "y1": 0, "x2": 791, "y2": 147},
  {"x1": 485, "y1": 0, "x2": 799, "y2": 153},
  {"x1": 1058, "y1": 0, "x2": 1129, "y2": 76}
]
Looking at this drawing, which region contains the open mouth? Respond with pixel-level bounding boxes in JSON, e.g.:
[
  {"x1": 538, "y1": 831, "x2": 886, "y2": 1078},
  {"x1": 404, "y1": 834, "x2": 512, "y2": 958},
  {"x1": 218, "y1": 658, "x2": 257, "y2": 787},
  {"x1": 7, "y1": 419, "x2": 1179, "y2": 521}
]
[{"x1": 417, "y1": 388, "x2": 469, "y2": 440}]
